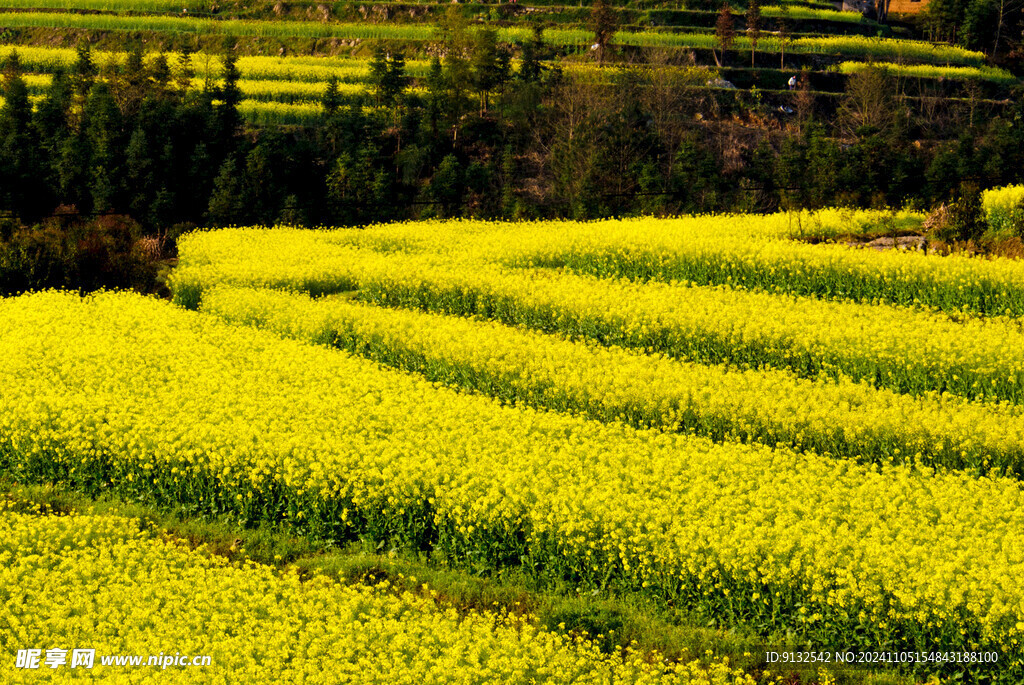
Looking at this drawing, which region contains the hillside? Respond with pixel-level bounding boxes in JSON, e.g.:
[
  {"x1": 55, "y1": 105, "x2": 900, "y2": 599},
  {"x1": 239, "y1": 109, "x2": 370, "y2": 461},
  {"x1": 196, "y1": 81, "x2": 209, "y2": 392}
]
[
  {"x1": 0, "y1": 0, "x2": 1021, "y2": 269},
  {"x1": 0, "y1": 0, "x2": 1018, "y2": 124}
]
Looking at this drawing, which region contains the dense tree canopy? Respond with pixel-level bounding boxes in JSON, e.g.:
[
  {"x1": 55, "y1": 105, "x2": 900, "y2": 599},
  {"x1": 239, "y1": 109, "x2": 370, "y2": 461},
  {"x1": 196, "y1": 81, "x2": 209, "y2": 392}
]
[{"x1": 0, "y1": 36, "x2": 1021, "y2": 235}]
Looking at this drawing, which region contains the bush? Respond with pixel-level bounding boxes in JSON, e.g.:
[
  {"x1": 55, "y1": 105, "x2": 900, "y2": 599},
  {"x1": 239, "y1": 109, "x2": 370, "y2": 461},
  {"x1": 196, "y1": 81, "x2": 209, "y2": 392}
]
[
  {"x1": 943, "y1": 183, "x2": 986, "y2": 244},
  {"x1": 0, "y1": 215, "x2": 161, "y2": 295}
]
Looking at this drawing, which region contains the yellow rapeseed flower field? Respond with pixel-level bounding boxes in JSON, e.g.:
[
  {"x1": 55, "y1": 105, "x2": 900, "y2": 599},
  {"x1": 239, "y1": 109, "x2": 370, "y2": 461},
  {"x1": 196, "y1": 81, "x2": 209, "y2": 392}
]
[
  {"x1": 191, "y1": 211, "x2": 1024, "y2": 317},
  {"x1": 0, "y1": 508, "x2": 749, "y2": 683},
  {"x1": 202, "y1": 284, "x2": 1024, "y2": 477},
  {"x1": 982, "y1": 185, "x2": 1024, "y2": 235},
  {"x1": 467, "y1": 214, "x2": 1024, "y2": 316},
  {"x1": 2, "y1": 290, "x2": 1024, "y2": 679},
  {"x1": 173, "y1": 226, "x2": 1024, "y2": 404}
]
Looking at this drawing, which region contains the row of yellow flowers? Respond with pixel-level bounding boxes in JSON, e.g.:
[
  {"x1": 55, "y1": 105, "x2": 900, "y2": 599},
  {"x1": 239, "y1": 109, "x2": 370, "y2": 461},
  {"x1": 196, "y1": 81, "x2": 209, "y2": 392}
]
[
  {"x1": 202, "y1": 284, "x2": 1024, "y2": 478},
  {"x1": 2, "y1": 290, "x2": 1022, "y2": 681},
  {"x1": 172, "y1": 228, "x2": 1024, "y2": 404},
  {"x1": 226, "y1": 211, "x2": 1024, "y2": 316},
  {"x1": 384, "y1": 214, "x2": 1024, "y2": 317},
  {"x1": 1, "y1": 507, "x2": 743, "y2": 684}
]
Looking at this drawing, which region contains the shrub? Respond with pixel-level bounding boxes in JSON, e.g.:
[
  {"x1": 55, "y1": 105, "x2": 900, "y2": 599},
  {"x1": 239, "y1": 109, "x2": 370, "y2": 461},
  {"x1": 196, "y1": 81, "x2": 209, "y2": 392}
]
[
  {"x1": 0, "y1": 215, "x2": 160, "y2": 295},
  {"x1": 944, "y1": 183, "x2": 986, "y2": 243}
]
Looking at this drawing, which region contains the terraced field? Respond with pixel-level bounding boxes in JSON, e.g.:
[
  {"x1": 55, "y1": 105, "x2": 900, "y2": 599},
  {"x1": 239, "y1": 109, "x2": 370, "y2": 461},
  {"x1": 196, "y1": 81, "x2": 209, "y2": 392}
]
[
  {"x1": 3, "y1": 213, "x2": 1024, "y2": 682},
  {"x1": 0, "y1": 0, "x2": 1017, "y2": 126}
]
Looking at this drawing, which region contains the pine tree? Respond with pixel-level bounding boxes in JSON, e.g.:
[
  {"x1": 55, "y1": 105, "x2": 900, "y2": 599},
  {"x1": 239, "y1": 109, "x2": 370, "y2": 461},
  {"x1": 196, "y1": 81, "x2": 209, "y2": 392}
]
[
  {"x1": 428, "y1": 154, "x2": 464, "y2": 217},
  {"x1": 57, "y1": 130, "x2": 92, "y2": 214},
  {"x1": 117, "y1": 43, "x2": 148, "y2": 117},
  {"x1": 519, "y1": 25, "x2": 545, "y2": 82},
  {"x1": 149, "y1": 53, "x2": 173, "y2": 98},
  {"x1": 425, "y1": 55, "x2": 444, "y2": 137},
  {"x1": 217, "y1": 50, "x2": 242, "y2": 150},
  {"x1": 437, "y1": 6, "x2": 471, "y2": 131},
  {"x1": 0, "y1": 54, "x2": 47, "y2": 219},
  {"x1": 369, "y1": 43, "x2": 389, "y2": 108},
  {"x1": 368, "y1": 42, "x2": 407, "y2": 135},
  {"x1": 243, "y1": 131, "x2": 287, "y2": 225},
  {"x1": 72, "y1": 39, "x2": 96, "y2": 98},
  {"x1": 84, "y1": 82, "x2": 125, "y2": 213},
  {"x1": 326, "y1": 144, "x2": 388, "y2": 225},
  {"x1": 382, "y1": 46, "x2": 407, "y2": 107},
  {"x1": 471, "y1": 28, "x2": 508, "y2": 114},
  {"x1": 277, "y1": 194, "x2": 307, "y2": 226},
  {"x1": 322, "y1": 76, "x2": 341, "y2": 117},
  {"x1": 778, "y1": 11, "x2": 791, "y2": 69},
  {"x1": 2, "y1": 49, "x2": 21, "y2": 79},
  {"x1": 206, "y1": 156, "x2": 244, "y2": 225},
  {"x1": 125, "y1": 125, "x2": 154, "y2": 225},
  {"x1": 33, "y1": 69, "x2": 73, "y2": 181},
  {"x1": 960, "y1": 0, "x2": 998, "y2": 52},
  {"x1": 176, "y1": 45, "x2": 195, "y2": 97}
]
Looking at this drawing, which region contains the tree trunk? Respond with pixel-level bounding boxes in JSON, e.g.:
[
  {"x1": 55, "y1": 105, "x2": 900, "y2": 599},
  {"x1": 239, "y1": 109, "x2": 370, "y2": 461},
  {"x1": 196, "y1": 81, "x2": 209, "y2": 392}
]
[{"x1": 994, "y1": 0, "x2": 1005, "y2": 56}]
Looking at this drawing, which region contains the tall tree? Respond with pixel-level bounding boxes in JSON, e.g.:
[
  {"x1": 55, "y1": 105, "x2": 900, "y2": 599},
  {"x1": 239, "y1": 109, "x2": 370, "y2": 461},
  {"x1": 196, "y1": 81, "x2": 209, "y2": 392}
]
[
  {"x1": 715, "y1": 4, "x2": 736, "y2": 67},
  {"x1": 746, "y1": 0, "x2": 762, "y2": 68},
  {"x1": 243, "y1": 130, "x2": 289, "y2": 225},
  {"x1": 125, "y1": 124, "x2": 155, "y2": 225},
  {"x1": 424, "y1": 55, "x2": 444, "y2": 138},
  {"x1": 0, "y1": 53, "x2": 47, "y2": 220},
  {"x1": 519, "y1": 24, "x2": 545, "y2": 83},
  {"x1": 327, "y1": 144, "x2": 389, "y2": 225},
  {"x1": 207, "y1": 156, "x2": 244, "y2": 225},
  {"x1": 777, "y1": 9, "x2": 791, "y2": 69},
  {"x1": 991, "y1": 0, "x2": 1023, "y2": 55},
  {"x1": 428, "y1": 153, "x2": 464, "y2": 217},
  {"x1": 877, "y1": 0, "x2": 892, "y2": 22},
  {"x1": 471, "y1": 27, "x2": 510, "y2": 114},
  {"x1": 83, "y1": 82, "x2": 125, "y2": 213},
  {"x1": 33, "y1": 69, "x2": 73, "y2": 187},
  {"x1": 590, "y1": 0, "x2": 618, "y2": 65},
  {"x1": 435, "y1": 6, "x2": 472, "y2": 137},
  {"x1": 795, "y1": 69, "x2": 815, "y2": 128},
  {"x1": 149, "y1": 53, "x2": 173, "y2": 100},
  {"x1": 961, "y1": 0, "x2": 999, "y2": 51},
  {"x1": 114, "y1": 43, "x2": 148, "y2": 117},
  {"x1": 322, "y1": 76, "x2": 341, "y2": 117},
  {"x1": 216, "y1": 49, "x2": 242, "y2": 154},
  {"x1": 2, "y1": 49, "x2": 21, "y2": 79},
  {"x1": 368, "y1": 42, "x2": 407, "y2": 108},
  {"x1": 72, "y1": 39, "x2": 96, "y2": 98},
  {"x1": 175, "y1": 45, "x2": 195, "y2": 96},
  {"x1": 839, "y1": 65, "x2": 902, "y2": 139}
]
